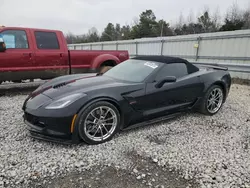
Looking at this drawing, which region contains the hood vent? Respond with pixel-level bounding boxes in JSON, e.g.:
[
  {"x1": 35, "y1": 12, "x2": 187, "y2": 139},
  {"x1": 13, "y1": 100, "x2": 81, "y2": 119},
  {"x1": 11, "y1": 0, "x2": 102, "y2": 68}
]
[
  {"x1": 53, "y1": 80, "x2": 76, "y2": 89},
  {"x1": 53, "y1": 82, "x2": 67, "y2": 89}
]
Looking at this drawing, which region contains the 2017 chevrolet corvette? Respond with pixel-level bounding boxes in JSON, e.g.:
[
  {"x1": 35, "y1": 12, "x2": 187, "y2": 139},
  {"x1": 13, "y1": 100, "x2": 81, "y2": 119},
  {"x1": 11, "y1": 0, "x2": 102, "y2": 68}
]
[{"x1": 22, "y1": 56, "x2": 231, "y2": 145}]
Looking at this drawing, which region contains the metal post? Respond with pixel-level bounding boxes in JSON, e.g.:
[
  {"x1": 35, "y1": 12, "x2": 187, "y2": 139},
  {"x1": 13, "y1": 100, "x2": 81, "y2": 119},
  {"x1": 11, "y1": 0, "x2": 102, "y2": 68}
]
[
  {"x1": 101, "y1": 43, "x2": 104, "y2": 50},
  {"x1": 195, "y1": 37, "x2": 201, "y2": 61},
  {"x1": 160, "y1": 40, "x2": 164, "y2": 55},
  {"x1": 116, "y1": 42, "x2": 118, "y2": 50},
  {"x1": 160, "y1": 22, "x2": 164, "y2": 37},
  {"x1": 90, "y1": 44, "x2": 92, "y2": 50},
  {"x1": 135, "y1": 42, "x2": 138, "y2": 56}
]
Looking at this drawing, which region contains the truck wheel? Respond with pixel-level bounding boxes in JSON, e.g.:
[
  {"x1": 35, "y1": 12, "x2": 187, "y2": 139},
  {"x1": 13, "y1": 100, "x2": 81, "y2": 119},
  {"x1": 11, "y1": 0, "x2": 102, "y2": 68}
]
[{"x1": 97, "y1": 66, "x2": 113, "y2": 76}]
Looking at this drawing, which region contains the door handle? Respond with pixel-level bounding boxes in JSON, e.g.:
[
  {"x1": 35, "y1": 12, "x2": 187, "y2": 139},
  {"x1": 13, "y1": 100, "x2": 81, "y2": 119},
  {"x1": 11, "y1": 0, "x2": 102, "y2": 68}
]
[
  {"x1": 23, "y1": 53, "x2": 32, "y2": 57},
  {"x1": 60, "y1": 53, "x2": 63, "y2": 57}
]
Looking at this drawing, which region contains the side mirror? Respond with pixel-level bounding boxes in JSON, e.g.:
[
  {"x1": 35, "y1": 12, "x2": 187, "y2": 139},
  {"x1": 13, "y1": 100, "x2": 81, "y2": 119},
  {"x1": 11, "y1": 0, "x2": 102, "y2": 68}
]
[
  {"x1": 0, "y1": 35, "x2": 6, "y2": 52},
  {"x1": 155, "y1": 76, "x2": 176, "y2": 88}
]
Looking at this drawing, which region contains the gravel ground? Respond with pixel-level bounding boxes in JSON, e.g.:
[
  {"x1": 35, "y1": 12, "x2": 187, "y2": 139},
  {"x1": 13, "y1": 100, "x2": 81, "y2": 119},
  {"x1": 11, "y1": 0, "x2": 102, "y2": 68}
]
[{"x1": 0, "y1": 84, "x2": 250, "y2": 188}]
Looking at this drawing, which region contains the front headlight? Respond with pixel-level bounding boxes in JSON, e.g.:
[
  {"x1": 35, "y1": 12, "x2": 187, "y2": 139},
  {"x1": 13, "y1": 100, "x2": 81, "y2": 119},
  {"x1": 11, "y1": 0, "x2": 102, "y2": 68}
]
[{"x1": 45, "y1": 93, "x2": 86, "y2": 109}]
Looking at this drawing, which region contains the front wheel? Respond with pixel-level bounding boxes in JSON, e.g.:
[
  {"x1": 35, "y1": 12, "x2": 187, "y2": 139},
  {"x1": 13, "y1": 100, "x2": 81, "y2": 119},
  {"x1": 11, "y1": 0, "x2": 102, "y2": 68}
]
[
  {"x1": 199, "y1": 85, "x2": 224, "y2": 116},
  {"x1": 77, "y1": 101, "x2": 120, "y2": 145}
]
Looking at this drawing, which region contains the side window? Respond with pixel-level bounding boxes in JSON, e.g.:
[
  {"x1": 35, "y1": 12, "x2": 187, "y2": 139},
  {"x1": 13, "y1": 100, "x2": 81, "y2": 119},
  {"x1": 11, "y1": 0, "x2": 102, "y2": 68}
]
[
  {"x1": 155, "y1": 63, "x2": 188, "y2": 81},
  {"x1": 34, "y1": 31, "x2": 60, "y2": 49},
  {"x1": 0, "y1": 30, "x2": 29, "y2": 49}
]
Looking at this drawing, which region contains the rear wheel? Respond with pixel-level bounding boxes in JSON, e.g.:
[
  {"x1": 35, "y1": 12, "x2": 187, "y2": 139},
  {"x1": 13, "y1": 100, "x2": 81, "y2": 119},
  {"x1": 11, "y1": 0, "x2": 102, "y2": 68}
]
[
  {"x1": 12, "y1": 80, "x2": 22, "y2": 83},
  {"x1": 78, "y1": 101, "x2": 120, "y2": 145},
  {"x1": 199, "y1": 85, "x2": 224, "y2": 116},
  {"x1": 96, "y1": 66, "x2": 113, "y2": 76}
]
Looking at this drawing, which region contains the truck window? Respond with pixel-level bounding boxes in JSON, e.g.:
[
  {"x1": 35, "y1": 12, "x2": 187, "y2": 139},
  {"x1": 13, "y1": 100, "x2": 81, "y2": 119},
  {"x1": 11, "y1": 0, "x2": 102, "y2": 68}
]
[
  {"x1": 0, "y1": 30, "x2": 29, "y2": 49},
  {"x1": 34, "y1": 31, "x2": 60, "y2": 49}
]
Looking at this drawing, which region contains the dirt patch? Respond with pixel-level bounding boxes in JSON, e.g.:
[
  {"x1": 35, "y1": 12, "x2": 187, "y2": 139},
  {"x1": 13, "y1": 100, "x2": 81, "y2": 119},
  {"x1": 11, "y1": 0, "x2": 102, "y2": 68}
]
[
  {"x1": 232, "y1": 78, "x2": 250, "y2": 86},
  {"x1": 27, "y1": 151, "x2": 199, "y2": 188}
]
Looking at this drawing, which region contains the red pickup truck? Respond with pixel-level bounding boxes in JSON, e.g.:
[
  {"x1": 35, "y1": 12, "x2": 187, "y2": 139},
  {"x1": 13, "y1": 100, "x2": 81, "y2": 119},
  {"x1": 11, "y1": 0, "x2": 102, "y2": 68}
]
[{"x1": 0, "y1": 26, "x2": 129, "y2": 84}]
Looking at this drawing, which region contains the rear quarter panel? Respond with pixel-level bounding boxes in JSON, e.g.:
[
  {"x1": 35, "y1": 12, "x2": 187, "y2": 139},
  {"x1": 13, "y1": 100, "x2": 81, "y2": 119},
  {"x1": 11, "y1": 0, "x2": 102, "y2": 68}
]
[
  {"x1": 199, "y1": 68, "x2": 231, "y2": 99},
  {"x1": 69, "y1": 50, "x2": 129, "y2": 74}
]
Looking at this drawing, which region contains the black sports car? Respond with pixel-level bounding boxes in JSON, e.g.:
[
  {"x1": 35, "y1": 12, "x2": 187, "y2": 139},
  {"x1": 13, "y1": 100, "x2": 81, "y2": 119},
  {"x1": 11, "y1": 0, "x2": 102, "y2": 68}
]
[{"x1": 22, "y1": 56, "x2": 231, "y2": 145}]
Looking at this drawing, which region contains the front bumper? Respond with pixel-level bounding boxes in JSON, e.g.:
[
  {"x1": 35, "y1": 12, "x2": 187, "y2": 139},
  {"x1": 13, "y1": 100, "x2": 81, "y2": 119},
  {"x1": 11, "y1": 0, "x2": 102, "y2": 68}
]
[{"x1": 23, "y1": 112, "x2": 81, "y2": 144}]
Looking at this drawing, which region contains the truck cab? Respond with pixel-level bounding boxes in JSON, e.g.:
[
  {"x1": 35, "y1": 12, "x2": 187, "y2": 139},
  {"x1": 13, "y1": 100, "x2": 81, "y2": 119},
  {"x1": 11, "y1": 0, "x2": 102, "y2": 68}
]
[{"x1": 0, "y1": 27, "x2": 129, "y2": 84}]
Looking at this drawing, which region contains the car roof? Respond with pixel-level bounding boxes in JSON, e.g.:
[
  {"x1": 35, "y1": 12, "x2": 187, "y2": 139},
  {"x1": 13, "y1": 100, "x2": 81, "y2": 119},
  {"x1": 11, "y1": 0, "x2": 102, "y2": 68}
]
[{"x1": 132, "y1": 55, "x2": 188, "y2": 64}]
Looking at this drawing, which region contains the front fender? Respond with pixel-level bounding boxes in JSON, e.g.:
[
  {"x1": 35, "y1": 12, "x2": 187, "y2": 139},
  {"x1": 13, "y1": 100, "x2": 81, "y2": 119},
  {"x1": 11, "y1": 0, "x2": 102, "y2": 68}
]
[{"x1": 91, "y1": 54, "x2": 120, "y2": 69}]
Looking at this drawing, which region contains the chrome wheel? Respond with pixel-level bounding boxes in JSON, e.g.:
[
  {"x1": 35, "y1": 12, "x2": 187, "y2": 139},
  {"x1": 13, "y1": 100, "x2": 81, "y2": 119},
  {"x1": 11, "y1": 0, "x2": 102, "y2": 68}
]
[
  {"x1": 207, "y1": 88, "x2": 223, "y2": 113},
  {"x1": 83, "y1": 106, "x2": 118, "y2": 142}
]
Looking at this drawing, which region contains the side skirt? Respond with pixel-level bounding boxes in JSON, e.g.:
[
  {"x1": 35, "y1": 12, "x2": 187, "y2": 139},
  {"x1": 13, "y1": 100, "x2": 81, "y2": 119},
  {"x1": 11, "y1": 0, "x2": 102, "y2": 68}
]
[{"x1": 122, "y1": 112, "x2": 182, "y2": 131}]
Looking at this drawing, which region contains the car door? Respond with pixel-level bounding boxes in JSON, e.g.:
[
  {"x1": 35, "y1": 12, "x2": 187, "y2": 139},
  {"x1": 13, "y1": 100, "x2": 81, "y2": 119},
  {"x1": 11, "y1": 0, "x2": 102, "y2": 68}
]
[
  {"x1": 0, "y1": 29, "x2": 35, "y2": 81},
  {"x1": 142, "y1": 62, "x2": 204, "y2": 118},
  {"x1": 31, "y1": 30, "x2": 68, "y2": 79}
]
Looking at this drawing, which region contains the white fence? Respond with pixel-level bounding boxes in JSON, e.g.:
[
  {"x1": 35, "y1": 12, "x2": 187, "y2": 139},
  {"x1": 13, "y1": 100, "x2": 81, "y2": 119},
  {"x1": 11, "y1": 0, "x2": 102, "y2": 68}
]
[{"x1": 68, "y1": 29, "x2": 250, "y2": 80}]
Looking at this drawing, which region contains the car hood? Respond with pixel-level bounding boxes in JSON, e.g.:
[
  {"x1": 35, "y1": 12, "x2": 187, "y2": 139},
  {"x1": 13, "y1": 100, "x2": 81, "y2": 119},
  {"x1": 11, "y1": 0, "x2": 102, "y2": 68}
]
[{"x1": 30, "y1": 74, "x2": 132, "y2": 99}]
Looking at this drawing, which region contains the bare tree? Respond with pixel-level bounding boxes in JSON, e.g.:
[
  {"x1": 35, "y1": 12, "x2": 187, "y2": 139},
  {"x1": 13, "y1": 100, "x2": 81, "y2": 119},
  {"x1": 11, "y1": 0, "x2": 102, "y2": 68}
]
[
  {"x1": 131, "y1": 17, "x2": 139, "y2": 27},
  {"x1": 173, "y1": 12, "x2": 185, "y2": 35},
  {"x1": 212, "y1": 7, "x2": 222, "y2": 30},
  {"x1": 177, "y1": 12, "x2": 185, "y2": 28},
  {"x1": 187, "y1": 9, "x2": 195, "y2": 24},
  {"x1": 226, "y1": 2, "x2": 243, "y2": 22},
  {"x1": 242, "y1": 7, "x2": 250, "y2": 29}
]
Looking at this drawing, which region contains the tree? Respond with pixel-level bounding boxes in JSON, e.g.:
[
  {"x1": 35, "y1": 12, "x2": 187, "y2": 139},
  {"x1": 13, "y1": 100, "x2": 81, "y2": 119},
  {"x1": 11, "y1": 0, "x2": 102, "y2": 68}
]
[
  {"x1": 157, "y1": 20, "x2": 174, "y2": 36},
  {"x1": 211, "y1": 7, "x2": 222, "y2": 30},
  {"x1": 121, "y1": 25, "x2": 132, "y2": 40},
  {"x1": 114, "y1": 24, "x2": 122, "y2": 40},
  {"x1": 173, "y1": 13, "x2": 185, "y2": 35},
  {"x1": 220, "y1": 18, "x2": 244, "y2": 31},
  {"x1": 130, "y1": 9, "x2": 173, "y2": 38},
  {"x1": 220, "y1": 2, "x2": 245, "y2": 31},
  {"x1": 198, "y1": 10, "x2": 217, "y2": 32},
  {"x1": 87, "y1": 27, "x2": 100, "y2": 42},
  {"x1": 242, "y1": 8, "x2": 250, "y2": 29},
  {"x1": 65, "y1": 5, "x2": 250, "y2": 44},
  {"x1": 173, "y1": 10, "x2": 204, "y2": 35},
  {"x1": 187, "y1": 9, "x2": 195, "y2": 24},
  {"x1": 101, "y1": 23, "x2": 116, "y2": 41},
  {"x1": 133, "y1": 10, "x2": 158, "y2": 38},
  {"x1": 65, "y1": 32, "x2": 75, "y2": 44}
]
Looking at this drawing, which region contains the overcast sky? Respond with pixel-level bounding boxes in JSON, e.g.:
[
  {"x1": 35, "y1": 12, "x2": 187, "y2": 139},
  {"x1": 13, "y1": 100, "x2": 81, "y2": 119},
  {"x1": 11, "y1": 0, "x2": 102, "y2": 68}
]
[{"x1": 1, "y1": 0, "x2": 249, "y2": 35}]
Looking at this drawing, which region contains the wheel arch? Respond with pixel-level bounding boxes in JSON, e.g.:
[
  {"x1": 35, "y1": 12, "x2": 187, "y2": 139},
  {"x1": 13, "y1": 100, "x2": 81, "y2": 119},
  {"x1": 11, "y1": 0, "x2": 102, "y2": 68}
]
[
  {"x1": 209, "y1": 81, "x2": 227, "y2": 102},
  {"x1": 76, "y1": 97, "x2": 121, "y2": 114},
  {"x1": 91, "y1": 54, "x2": 120, "y2": 69},
  {"x1": 71, "y1": 97, "x2": 123, "y2": 142},
  {"x1": 100, "y1": 60, "x2": 117, "y2": 67}
]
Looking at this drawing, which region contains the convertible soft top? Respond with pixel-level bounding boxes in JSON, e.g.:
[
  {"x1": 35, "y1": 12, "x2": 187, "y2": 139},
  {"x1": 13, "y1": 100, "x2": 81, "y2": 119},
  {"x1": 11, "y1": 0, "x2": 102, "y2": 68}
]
[
  {"x1": 132, "y1": 55, "x2": 187, "y2": 64},
  {"x1": 132, "y1": 55, "x2": 199, "y2": 73}
]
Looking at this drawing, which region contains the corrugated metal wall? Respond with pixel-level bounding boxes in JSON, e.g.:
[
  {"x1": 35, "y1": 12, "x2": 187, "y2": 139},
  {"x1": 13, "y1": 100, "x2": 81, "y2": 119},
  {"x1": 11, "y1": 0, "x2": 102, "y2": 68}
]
[{"x1": 68, "y1": 29, "x2": 250, "y2": 79}]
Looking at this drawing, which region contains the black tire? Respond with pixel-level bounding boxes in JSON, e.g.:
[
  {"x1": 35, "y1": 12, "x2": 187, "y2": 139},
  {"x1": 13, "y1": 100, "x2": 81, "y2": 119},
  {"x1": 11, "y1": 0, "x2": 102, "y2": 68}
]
[
  {"x1": 77, "y1": 101, "x2": 120, "y2": 145},
  {"x1": 97, "y1": 66, "x2": 113, "y2": 76},
  {"x1": 12, "y1": 80, "x2": 22, "y2": 83},
  {"x1": 198, "y1": 85, "x2": 224, "y2": 116}
]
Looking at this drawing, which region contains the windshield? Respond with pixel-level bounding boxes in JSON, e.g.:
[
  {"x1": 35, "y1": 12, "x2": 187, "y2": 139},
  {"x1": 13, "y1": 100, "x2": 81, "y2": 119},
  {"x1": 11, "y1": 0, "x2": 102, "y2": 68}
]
[{"x1": 103, "y1": 59, "x2": 163, "y2": 82}]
